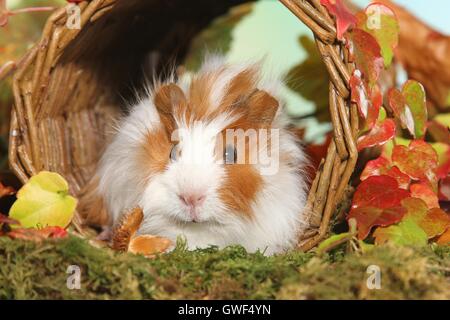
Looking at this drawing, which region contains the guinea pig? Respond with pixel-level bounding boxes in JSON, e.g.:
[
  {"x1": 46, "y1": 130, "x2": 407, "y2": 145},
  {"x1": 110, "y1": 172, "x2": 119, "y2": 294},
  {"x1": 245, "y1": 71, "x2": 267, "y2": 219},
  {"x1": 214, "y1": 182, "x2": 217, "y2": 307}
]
[{"x1": 95, "y1": 56, "x2": 309, "y2": 255}]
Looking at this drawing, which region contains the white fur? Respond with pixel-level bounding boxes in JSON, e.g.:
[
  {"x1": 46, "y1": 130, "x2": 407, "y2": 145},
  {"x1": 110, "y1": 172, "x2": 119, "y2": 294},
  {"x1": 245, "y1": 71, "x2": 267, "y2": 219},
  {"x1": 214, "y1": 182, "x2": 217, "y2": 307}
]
[{"x1": 97, "y1": 56, "x2": 309, "y2": 255}]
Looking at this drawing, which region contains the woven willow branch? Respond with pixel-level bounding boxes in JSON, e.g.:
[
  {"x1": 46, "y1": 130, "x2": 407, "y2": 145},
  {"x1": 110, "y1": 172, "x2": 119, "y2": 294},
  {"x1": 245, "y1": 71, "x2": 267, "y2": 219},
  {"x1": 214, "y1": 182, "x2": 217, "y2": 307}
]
[
  {"x1": 280, "y1": 0, "x2": 358, "y2": 250},
  {"x1": 9, "y1": 0, "x2": 359, "y2": 249}
]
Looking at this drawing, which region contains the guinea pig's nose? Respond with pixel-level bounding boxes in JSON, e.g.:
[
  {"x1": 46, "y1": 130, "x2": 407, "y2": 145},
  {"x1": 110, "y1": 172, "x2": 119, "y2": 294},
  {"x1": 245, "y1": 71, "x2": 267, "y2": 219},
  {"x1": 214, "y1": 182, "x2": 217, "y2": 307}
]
[{"x1": 179, "y1": 193, "x2": 206, "y2": 208}]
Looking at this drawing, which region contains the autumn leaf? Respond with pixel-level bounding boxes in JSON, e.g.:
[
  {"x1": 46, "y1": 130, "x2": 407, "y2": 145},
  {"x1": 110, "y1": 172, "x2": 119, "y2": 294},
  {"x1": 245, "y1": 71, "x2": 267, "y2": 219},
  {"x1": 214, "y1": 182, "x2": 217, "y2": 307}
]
[
  {"x1": 346, "y1": 28, "x2": 384, "y2": 87},
  {"x1": 388, "y1": 88, "x2": 414, "y2": 135},
  {"x1": 360, "y1": 157, "x2": 410, "y2": 189},
  {"x1": 436, "y1": 228, "x2": 450, "y2": 245},
  {"x1": 112, "y1": 207, "x2": 172, "y2": 256},
  {"x1": 361, "y1": 156, "x2": 390, "y2": 181},
  {"x1": 128, "y1": 235, "x2": 172, "y2": 257},
  {"x1": 402, "y1": 81, "x2": 427, "y2": 139},
  {"x1": 410, "y1": 183, "x2": 439, "y2": 209},
  {"x1": 9, "y1": 171, "x2": 77, "y2": 229},
  {"x1": 432, "y1": 142, "x2": 450, "y2": 180},
  {"x1": 356, "y1": 3, "x2": 399, "y2": 67},
  {"x1": 320, "y1": 0, "x2": 356, "y2": 40},
  {"x1": 348, "y1": 205, "x2": 406, "y2": 240},
  {"x1": 401, "y1": 197, "x2": 450, "y2": 239},
  {"x1": 365, "y1": 84, "x2": 382, "y2": 129},
  {"x1": 350, "y1": 70, "x2": 369, "y2": 118},
  {"x1": 373, "y1": 218, "x2": 428, "y2": 246},
  {"x1": 357, "y1": 118, "x2": 396, "y2": 151},
  {"x1": 392, "y1": 140, "x2": 438, "y2": 185},
  {"x1": 352, "y1": 175, "x2": 410, "y2": 210}
]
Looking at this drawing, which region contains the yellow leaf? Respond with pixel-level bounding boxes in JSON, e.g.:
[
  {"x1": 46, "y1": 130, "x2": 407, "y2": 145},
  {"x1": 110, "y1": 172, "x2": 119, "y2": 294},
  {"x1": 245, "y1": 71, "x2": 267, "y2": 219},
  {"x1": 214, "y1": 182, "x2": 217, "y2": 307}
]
[{"x1": 9, "y1": 171, "x2": 77, "y2": 228}]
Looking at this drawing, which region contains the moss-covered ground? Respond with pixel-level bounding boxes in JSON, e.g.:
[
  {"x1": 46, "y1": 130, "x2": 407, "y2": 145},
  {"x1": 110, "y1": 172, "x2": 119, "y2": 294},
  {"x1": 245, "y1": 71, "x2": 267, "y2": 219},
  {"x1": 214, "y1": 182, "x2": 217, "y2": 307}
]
[{"x1": 0, "y1": 236, "x2": 448, "y2": 299}]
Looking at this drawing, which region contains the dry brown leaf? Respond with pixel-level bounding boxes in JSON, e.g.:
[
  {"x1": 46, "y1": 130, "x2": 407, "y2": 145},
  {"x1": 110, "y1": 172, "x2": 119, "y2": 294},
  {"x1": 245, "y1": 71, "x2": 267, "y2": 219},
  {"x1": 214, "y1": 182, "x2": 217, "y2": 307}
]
[
  {"x1": 128, "y1": 235, "x2": 172, "y2": 257},
  {"x1": 111, "y1": 207, "x2": 143, "y2": 251}
]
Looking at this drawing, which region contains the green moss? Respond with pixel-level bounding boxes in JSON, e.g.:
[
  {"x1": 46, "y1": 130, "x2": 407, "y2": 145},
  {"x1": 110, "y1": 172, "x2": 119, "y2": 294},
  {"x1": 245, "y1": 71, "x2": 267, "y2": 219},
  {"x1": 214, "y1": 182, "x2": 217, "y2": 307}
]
[{"x1": 0, "y1": 236, "x2": 448, "y2": 299}]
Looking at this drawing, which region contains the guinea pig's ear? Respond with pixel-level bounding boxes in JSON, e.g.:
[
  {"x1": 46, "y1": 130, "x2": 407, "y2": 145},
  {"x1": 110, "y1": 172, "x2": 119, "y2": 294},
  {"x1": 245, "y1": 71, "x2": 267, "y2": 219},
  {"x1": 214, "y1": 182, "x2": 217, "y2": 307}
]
[
  {"x1": 246, "y1": 89, "x2": 279, "y2": 125},
  {"x1": 154, "y1": 83, "x2": 187, "y2": 115}
]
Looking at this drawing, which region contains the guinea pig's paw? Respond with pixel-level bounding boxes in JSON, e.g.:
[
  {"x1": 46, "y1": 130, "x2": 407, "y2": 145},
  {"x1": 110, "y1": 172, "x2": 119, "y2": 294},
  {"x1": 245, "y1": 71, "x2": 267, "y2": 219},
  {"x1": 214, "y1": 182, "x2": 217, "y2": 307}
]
[{"x1": 128, "y1": 235, "x2": 172, "y2": 258}]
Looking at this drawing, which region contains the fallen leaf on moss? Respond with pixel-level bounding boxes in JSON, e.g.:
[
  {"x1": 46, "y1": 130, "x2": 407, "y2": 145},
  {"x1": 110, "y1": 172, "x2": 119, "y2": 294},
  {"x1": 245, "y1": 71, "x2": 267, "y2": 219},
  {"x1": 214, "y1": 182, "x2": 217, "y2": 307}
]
[
  {"x1": 112, "y1": 207, "x2": 172, "y2": 256},
  {"x1": 129, "y1": 235, "x2": 172, "y2": 257},
  {"x1": 112, "y1": 207, "x2": 144, "y2": 252},
  {"x1": 9, "y1": 171, "x2": 77, "y2": 229}
]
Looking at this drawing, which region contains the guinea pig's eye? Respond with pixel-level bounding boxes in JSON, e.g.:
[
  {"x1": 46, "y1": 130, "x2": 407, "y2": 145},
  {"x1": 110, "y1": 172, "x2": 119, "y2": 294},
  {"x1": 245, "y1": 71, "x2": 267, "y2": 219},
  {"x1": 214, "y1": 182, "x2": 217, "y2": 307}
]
[
  {"x1": 170, "y1": 144, "x2": 181, "y2": 161},
  {"x1": 223, "y1": 145, "x2": 237, "y2": 164}
]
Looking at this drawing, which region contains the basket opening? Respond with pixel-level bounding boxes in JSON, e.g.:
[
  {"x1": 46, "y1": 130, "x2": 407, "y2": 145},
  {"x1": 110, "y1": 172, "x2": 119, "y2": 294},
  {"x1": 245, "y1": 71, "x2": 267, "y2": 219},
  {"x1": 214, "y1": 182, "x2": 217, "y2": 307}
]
[{"x1": 37, "y1": 0, "x2": 248, "y2": 192}]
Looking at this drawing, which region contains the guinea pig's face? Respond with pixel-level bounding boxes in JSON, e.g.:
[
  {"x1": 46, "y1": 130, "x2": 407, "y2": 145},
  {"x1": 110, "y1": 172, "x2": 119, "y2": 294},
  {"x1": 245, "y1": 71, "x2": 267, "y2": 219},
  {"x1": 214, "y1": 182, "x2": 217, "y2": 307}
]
[{"x1": 138, "y1": 68, "x2": 280, "y2": 226}]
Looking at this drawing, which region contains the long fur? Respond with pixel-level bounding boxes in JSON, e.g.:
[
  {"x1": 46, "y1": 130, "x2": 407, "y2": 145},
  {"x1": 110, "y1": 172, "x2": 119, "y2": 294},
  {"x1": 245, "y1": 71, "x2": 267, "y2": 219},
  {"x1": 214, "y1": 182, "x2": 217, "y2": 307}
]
[{"x1": 95, "y1": 56, "x2": 309, "y2": 255}]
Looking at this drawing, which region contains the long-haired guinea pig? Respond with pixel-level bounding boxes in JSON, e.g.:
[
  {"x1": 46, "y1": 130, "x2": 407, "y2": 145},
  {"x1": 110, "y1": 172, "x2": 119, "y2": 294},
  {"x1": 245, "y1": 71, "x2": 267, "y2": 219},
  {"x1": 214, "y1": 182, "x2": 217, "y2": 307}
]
[{"x1": 94, "y1": 56, "x2": 309, "y2": 255}]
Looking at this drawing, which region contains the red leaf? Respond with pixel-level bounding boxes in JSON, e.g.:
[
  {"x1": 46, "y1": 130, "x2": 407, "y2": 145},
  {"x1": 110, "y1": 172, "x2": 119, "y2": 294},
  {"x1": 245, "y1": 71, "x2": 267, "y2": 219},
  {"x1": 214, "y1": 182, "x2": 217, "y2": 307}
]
[
  {"x1": 366, "y1": 85, "x2": 382, "y2": 129},
  {"x1": 410, "y1": 183, "x2": 439, "y2": 209},
  {"x1": 402, "y1": 197, "x2": 450, "y2": 239},
  {"x1": 392, "y1": 140, "x2": 438, "y2": 184},
  {"x1": 361, "y1": 156, "x2": 390, "y2": 181},
  {"x1": 388, "y1": 88, "x2": 414, "y2": 135},
  {"x1": 357, "y1": 118, "x2": 396, "y2": 151},
  {"x1": 361, "y1": 157, "x2": 410, "y2": 189},
  {"x1": 346, "y1": 28, "x2": 384, "y2": 87},
  {"x1": 7, "y1": 226, "x2": 68, "y2": 241},
  {"x1": 385, "y1": 166, "x2": 411, "y2": 190},
  {"x1": 320, "y1": 0, "x2": 356, "y2": 40},
  {"x1": 352, "y1": 175, "x2": 410, "y2": 210},
  {"x1": 350, "y1": 71, "x2": 369, "y2": 118},
  {"x1": 348, "y1": 205, "x2": 406, "y2": 239}
]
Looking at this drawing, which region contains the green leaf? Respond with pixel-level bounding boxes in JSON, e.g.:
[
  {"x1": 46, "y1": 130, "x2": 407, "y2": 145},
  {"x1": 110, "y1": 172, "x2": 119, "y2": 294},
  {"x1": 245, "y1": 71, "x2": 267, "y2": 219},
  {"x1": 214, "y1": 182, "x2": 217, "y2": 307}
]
[
  {"x1": 9, "y1": 171, "x2": 77, "y2": 228},
  {"x1": 402, "y1": 80, "x2": 427, "y2": 139},
  {"x1": 357, "y1": 4, "x2": 399, "y2": 67},
  {"x1": 373, "y1": 219, "x2": 428, "y2": 246}
]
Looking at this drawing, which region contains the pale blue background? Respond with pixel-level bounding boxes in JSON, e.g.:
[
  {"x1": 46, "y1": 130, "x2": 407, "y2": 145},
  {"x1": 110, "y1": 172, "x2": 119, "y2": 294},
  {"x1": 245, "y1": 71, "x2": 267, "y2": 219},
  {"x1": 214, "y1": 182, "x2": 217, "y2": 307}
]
[{"x1": 222, "y1": 0, "x2": 450, "y2": 141}]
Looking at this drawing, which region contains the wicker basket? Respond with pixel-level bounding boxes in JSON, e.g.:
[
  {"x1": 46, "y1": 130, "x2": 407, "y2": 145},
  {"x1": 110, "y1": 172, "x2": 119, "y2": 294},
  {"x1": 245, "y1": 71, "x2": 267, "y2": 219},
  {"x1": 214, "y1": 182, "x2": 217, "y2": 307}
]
[{"x1": 9, "y1": 0, "x2": 358, "y2": 251}]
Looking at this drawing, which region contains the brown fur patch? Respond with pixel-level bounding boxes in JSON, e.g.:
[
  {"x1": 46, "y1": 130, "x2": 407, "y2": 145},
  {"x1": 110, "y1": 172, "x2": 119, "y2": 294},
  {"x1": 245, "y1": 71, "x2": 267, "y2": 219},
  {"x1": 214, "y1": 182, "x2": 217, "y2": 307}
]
[
  {"x1": 137, "y1": 126, "x2": 172, "y2": 180},
  {"x1": 218, "y1": 164, "x2": 262, "y2": 218}
]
